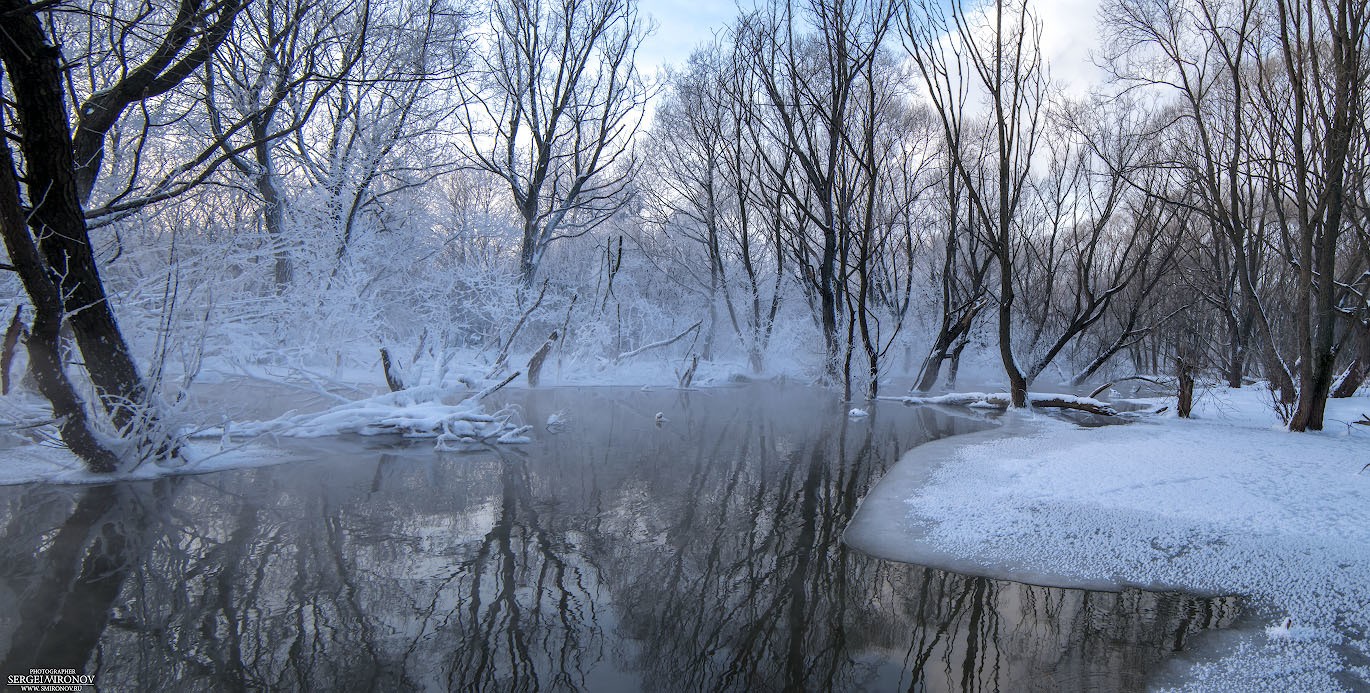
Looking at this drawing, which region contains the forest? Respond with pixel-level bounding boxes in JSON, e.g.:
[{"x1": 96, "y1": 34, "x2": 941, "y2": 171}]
[{"x1": 0, "y1": 0, "x2": 1366, "y2": 472}]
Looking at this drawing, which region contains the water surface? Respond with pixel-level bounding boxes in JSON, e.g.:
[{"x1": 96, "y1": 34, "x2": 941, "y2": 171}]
[{"x1": 0, "y1": 385, "x2": 1238, "y2": 690}]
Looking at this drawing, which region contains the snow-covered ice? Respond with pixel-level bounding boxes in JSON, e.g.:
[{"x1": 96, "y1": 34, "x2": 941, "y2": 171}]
[{"x1": 847, "y1": 386, "x2": 1370, "y2": 691}]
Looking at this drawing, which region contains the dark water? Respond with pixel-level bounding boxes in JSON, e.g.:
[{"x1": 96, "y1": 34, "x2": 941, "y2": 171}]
[{"x1": 0, "y1": 385, "x2": 1238, "y2": 691}]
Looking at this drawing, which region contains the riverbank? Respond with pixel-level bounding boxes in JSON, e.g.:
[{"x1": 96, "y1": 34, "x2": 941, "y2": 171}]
[{"x1": 847, "y1": 386, "x2": 1370, "y2": 690}]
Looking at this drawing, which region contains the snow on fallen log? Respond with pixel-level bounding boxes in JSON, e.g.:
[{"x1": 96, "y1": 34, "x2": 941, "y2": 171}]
[
  {"x1": 886, "y1": 392, "x2": 1119, "y2": 417},
  {"x1": 214, "y1": 384, "x2": 532, "y2": 450}
]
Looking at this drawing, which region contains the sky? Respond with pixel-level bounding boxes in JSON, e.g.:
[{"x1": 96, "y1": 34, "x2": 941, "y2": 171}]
[
  {"x1": 635, "y1": 0, "x2": 741, "y2": 74},
  {"x1": 635, "y1": 0, "x2": 1108, "y2": 93}
]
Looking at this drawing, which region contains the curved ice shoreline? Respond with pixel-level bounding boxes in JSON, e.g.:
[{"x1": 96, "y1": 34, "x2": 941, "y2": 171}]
[
  {"x1": 843, "y1": 412, "x2": 1169, "y2": 592},
  {"x1": 844, "y1": 402, "x2": 1370, "y2": 691}
]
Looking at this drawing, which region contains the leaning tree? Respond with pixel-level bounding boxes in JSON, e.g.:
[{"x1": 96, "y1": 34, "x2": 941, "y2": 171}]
[{"x1": 0, "y1": 0, "x2": 248, "y2": 470}]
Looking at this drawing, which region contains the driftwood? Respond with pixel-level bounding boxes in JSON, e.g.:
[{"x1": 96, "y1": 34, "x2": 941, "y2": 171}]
[{"x1": 893, "y1": 392, "x2": 1120, "y2": 417}]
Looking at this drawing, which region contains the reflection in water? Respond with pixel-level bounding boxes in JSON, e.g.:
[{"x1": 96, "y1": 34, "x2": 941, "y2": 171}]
[{"x1": 0, "y1": 385, "x2": 1238, "y2": 691}]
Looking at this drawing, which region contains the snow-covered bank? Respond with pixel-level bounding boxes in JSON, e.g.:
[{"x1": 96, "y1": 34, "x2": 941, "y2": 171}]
[
  {"x1": 0, "y1": 443, "x2": 292, "y2": 485},
  {"x1": 0, "y1": 382, "x2": 532, "y2": 485},
  {"x1": 846, "y1": 388, "x2": 1370, "y2": 690}
]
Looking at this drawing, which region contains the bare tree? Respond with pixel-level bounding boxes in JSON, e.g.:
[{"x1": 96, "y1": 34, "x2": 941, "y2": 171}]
[
  {"x1": 1106, "y1": 0, "x2": 1367, "y2": 429},
  {"x1": 912, "y1": 147, "x2": 994, "y2": 392},
  {"x1": 0, "y1": 0, "x2": 251, "y2": 468},
  {"x1": 900, "y1": 0, "x2": 1048, "y2": 407},
  {"x1": 457, "y1": 0, "x2": 651, "y2": 285},
  {"x1": 1016, "y1": 101, "x2": 1181, "y2": 386},
  {"x1": 640, "y1": 46, "x2": 733, "y2": 360},
  {"x1": 740, "y1": 0, "x2": 901, "y2": 392},
  {"x1": 204, "y1": 0, "x2": 370, "y2": 290},
  {"x1": 1260, "y1": 0, "x2": 1368, "y2": 430}
]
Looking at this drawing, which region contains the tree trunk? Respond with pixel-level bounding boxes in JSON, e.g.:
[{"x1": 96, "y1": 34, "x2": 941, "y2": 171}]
[
  {"x1": 0, "y1": 5, "x2": 156, "y2": 449},
  {"x1": 1177, "y1": 358, "x2": 1194, "y2": 419},
  {"x1": 526, "y1": 331, "x2": 559, "y2": 387},
  {"x1": 998, "y1": 261, "x2": 1028, "y2": 407},
  {"x1": 253, "y1": 134, "x2": 293, "y2": 291},
  {"x1": 0, "y1": 116, "x2": 121, "y2": 472},
  {"x1": 2, "y1": 306, "x2": 24, "y2": 395}
]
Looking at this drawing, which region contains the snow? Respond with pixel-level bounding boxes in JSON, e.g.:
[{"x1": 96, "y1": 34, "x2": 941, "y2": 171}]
[
  {"x1": 889, "y1": 391, "x2": 1121, "y2": 415},
  {"x1": 847, "y1": 385, "x2": 1370, "y2": 691},
  {"x1": 0, "y1": 441, "x2": 291, "y2": 485},
  {"x1": 0, "y1": 382, "x2": 532, "y2": 485},
  {"x1": 207, "y1": 384, "x2": 534, "y2": 450},
  {"x1": 545, "y1": 410, "x2": 569, "y2": 432}
]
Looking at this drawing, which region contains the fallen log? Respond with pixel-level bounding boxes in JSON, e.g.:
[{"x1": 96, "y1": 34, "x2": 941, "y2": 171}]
[{"x1": 890, "y1": 391, "x2": 1119, "y2": 417}]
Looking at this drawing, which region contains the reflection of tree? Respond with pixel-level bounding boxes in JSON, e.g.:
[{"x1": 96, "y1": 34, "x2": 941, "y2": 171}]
[
  {"x1": 0, "y1": 386, "x2": 1239, "y2": 691},
  {"x1": 605, "y1": 400, "x2": 912, "y2": 691},
  {"x1": 601, "y1": 398, "x2": 1240, "y2": 692},
  {"x1": 2, "y1": 482, "x2": 170, "y2": 675},
  {"x1": 436, "y1": 450, "x2": 604, "y2": 692},
  {"x1": 889, "y1": 567, "x2": 1241, "y2": 692}
]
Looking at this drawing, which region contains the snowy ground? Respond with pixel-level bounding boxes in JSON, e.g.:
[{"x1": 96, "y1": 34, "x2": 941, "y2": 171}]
[{"x1": 846, "y1": 385, "x2": 1370, "y2": 691}]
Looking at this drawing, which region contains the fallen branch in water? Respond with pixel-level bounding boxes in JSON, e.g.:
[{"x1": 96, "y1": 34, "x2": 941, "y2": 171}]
[{"x1": 197, "y1": 382, "x2": 532, "y2": 449}]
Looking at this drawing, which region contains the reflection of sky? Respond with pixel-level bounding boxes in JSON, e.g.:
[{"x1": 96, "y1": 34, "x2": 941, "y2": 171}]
[{"x1": 635, "y1": 0, "x2": 1106, "y2": 93}]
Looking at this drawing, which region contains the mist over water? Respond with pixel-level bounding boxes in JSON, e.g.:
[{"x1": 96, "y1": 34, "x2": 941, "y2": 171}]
[{"x1": 0, "y1": 385, "x2": 1237, "y2": 691}]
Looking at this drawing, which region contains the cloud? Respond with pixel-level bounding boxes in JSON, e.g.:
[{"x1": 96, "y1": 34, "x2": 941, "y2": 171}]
[{"x1": 1034, "y1": 0, "x2": 1107, "y2": 94}]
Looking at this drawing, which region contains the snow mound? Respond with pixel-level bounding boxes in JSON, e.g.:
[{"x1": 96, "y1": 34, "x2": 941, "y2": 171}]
[{"x1": 217, "y1": 385, "x2": 532, "y2": 450}]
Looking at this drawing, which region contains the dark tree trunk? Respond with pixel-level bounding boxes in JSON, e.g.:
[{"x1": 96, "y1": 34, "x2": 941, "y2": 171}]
[
  {"x1": 379, "y1": 348, "x2": 405, "y2": 392},
  {"x1": 1177, "y1": 358, "x2": 1194, "y2": 419},
  {"x1": 998, "y1": 253, "x2": 1028, "y2": 407},
  {"x1": 0, "y1": 1, "x2": 162, "y2": 466},
  {"x1": 2, "y1": 306, "x2": 25, "y2": 395},
  {"x1": 252, "y1": 131, "x2": 293, "y2": 291},
  {"x1": 0, "y1": 113, "x2": 120, "y2": 472}
]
